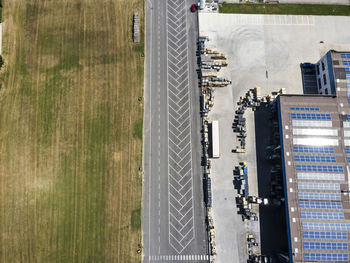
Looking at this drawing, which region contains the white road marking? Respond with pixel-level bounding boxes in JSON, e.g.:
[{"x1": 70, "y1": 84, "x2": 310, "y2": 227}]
[
  {"x1": 147, "y1": 0, "x2": 153, "y2": 258},
  {"x1": 148, "y1": 254, "x2": 210, "y2": 261}
]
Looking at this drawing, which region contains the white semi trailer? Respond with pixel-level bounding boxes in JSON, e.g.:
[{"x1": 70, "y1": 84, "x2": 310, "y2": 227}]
[{"x1": 211, "y1": 120, "x2": 220, "y2": 158}]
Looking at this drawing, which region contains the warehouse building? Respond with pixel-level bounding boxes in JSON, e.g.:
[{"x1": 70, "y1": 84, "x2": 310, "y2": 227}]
[
  {"x1": 271, "y1": 51, "x2": 350, "y2": 262},
  {"x1": 315, "y1": 51, "x2": 350, "y2": 96}
]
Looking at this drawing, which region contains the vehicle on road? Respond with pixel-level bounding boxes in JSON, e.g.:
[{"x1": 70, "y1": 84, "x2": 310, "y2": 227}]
[{"x1": 190, "y1": 4, "x2": 198, "y2": 12}]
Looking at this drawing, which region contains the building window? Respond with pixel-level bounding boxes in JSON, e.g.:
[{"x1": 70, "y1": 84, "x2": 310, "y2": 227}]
[
  {"x1": 321, "y1": 61, "x2": 325, "y2": 71},
  {"x1": 317, "y1": 64, "x2": 320, "y2": 75},
  {"x1": 325, "y1": 89, "x2": 328, "y2": 95},
  {"x1": 318, "y1": 78, "x2": 321, "y2": 88},
  {"x1": 323, "y1": 74, "x2": 327, "y2": 85}
]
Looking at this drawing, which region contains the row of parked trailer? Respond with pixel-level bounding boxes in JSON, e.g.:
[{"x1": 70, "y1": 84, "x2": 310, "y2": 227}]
[{"x1": 198, "y1": 36, "x2": 232, "y2": 261}]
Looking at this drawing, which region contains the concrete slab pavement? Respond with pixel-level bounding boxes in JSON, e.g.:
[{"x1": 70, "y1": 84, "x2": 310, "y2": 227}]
[{"x1": 199, "y1": 13, "x2": 350, "y2": 263}]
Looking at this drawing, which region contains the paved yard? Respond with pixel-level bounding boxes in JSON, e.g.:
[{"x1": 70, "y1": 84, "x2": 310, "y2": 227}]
[{"x1": 199, "y1": 13, "x2": 350, "y2": 263}]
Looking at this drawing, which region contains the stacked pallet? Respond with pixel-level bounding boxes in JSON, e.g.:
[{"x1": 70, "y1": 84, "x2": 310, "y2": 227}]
[{"x1": 133, "y1": 13, "x2": 140, "y2": 43}]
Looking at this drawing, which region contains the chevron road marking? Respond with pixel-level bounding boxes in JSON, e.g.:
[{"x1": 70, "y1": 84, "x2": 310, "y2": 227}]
[
  {"x1": 148, "y1": 254, "x2": 209, "y2": 261},
  {"x1": 166, "y1": 0, "x2": 196, "y2": 254}
]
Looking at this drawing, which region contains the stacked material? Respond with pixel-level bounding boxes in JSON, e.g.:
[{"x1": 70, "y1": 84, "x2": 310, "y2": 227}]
[{"x1": 133, "y1": 13, "x2": 140, "y2": 43}]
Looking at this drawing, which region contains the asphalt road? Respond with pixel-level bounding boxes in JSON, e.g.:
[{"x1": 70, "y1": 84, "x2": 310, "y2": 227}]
[{"x1": 143, "y1": 0, "x2": 209, "y2": 262}]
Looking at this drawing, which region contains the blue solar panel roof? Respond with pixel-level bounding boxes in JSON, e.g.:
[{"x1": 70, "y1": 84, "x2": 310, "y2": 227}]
[
  {"x1": 296, "y1": 165, "x2": 343, "y2": 172},
  {"x1": 300, "y1": 211, "x2": 344, "y2": 220},
  {"x1": 298, "y1": 192, "x2": 341, "y2": 201},
  {"x1": 304, "y1": 253, "x2": 348, "y2": 261},
  {"x1": 294, "y1": 146, "x2": 334, "y2": 153},
  {"x1": 299, "y1": 201, "x2": 342, "y2": 210},
  {"x1": 304, "y1": 242, "x2": 348, "y2": 251},
  {"x1": 291, "y1": 113, "x2": 331, "y2": 120},
  {"x1": 290, "y1": 107, "x2": 320, "y2": 111},
  {"x1": 303, "y1": 222, "x2": 350, "y2": 231},
  {"x1": 303, "y1": 231, "x2": 348, "y2": 240},
  {"x1": 295, "y1": 155, "x2": 336, "y2": 163},
  {"x1": 279, "y1": 95, "x2": 350, "y2": 262}
]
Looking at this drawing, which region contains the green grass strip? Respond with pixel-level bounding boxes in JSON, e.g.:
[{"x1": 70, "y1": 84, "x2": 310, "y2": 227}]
[{"x1": 219, "y1": 3, "x2": 350, "y2": 16}]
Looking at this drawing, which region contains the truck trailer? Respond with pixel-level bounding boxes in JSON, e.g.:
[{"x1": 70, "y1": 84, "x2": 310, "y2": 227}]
[{"x1": 211, "y1": 120, "x2": 220, "y2": 158}]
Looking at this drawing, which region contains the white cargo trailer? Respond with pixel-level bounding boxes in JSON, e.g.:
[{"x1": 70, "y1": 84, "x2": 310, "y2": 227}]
[{"x1": 212, "y1": 120, "x2": 220, "y2": 158}]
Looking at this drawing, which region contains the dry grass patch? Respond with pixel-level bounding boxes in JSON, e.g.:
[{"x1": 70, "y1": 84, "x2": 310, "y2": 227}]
[{"x1": 0, "y1": 0, "x2": 143, "y2": 262}]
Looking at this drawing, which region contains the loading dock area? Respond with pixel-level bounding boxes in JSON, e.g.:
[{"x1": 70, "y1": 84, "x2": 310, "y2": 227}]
[{"x1": 199, "y1": 12, "x2": 350, "y2": 263}]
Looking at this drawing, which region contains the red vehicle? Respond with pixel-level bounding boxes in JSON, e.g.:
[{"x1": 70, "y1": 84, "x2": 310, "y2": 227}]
[{"x1": 190, "y1": 4, "x2": 198, "y2": 12}]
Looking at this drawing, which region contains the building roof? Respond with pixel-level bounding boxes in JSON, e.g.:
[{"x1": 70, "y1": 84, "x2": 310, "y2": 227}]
[
  {"x1": 277, "y1": 94, "x2": 350, "y2": 262},
  {"x1": 276, "y1": 51, "x2": 350, "y2": 262},
  {"x1": 326, "y1": 50, "x2": 350, "y2": 99}
]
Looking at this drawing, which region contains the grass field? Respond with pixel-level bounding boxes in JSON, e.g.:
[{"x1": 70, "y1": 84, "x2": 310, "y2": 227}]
[
  {"x1": 220, "y1": 3, "x2": 350, "y2": 16},
  {"x1": 0, "y1": 1, "x2": 143, "y2": 262}
]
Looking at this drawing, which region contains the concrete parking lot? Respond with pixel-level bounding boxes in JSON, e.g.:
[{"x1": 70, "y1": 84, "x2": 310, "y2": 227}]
[{"x1": 199, "y1": 13, "x2": 350, "y2": 263}]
